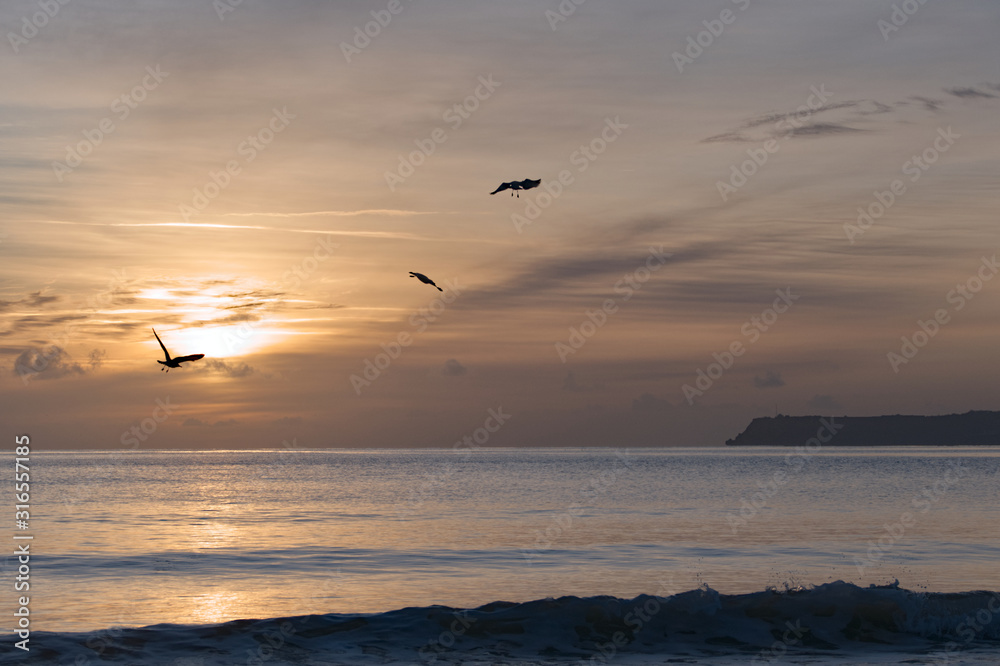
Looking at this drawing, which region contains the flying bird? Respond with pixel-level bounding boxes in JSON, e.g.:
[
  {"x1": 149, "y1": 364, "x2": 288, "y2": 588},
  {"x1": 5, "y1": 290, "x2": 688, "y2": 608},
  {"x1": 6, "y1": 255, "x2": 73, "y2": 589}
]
[
  {"x1": 152, "y1": 328, "x2": 205, "y2": 372},
  {"x1": 490, "y1": 179, "x2": 541, "y2": 197},
  {"x1": 409, "y1": 272, "x2": 443, "y2": 291}
]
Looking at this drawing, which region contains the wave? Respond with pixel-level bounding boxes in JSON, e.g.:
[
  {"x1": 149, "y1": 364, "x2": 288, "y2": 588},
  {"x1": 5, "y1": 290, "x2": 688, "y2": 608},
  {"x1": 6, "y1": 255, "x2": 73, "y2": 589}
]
[{"x1": 5, "y1": 582, "x2": 1000, "y2": 665}]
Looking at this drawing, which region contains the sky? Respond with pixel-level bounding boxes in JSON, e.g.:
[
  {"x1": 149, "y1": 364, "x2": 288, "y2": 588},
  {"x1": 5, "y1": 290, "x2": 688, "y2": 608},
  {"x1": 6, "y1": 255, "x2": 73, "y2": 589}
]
[{"x1": 1, "y1": 0, "x2": 998, "y2": 449}]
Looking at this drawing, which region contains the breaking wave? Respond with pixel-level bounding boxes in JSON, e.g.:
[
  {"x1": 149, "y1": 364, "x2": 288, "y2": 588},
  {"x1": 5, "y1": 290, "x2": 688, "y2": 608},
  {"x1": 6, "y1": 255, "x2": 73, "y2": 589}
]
[{"x1": 5, "y1": 582, "x2": 999, "y2": 665}]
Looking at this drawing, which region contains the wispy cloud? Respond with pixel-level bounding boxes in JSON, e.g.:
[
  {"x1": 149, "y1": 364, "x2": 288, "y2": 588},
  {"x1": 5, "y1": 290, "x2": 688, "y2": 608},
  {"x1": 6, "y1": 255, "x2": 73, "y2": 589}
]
[
  {"x1": 197, "y1": 358, "x2": 260, "y2": 379},
  {"x1": 753, "y1": 371, "x2": 785, "y2": 389},
  {"x1": 13, "y1": 345, "x2": 86, "y2": 380},
  {"x1": 783, "y1": 122, "x2": 866, "y2": 138},
  {"x1": 632, "y1": 393, "x2": 671, "y2": 412},
  {"x1": 443, "y1": 358, "x2": 467, "y2": 376},
  {"x1": 945, "y1": 85, "x2": 997, "y2": 99},
  {"x1": 807, "y1": 394, "x2": 843, "y2": 412},
  {"x1": 0, "y1": 291, "x2": 60, "y2": 312},
  {"x1": 223, "y1": 210, "x2": 441, "y2": 218},
  {"x1": 702, "y1": 88, "x2": 998, "y2": 144},
  {"x1": 37, "y1": 220, "x2": 431, "y2": 241}
]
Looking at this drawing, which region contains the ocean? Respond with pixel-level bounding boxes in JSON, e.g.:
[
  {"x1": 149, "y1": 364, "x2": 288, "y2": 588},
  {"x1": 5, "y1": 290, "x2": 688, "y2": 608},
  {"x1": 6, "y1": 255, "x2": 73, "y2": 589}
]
[{"x1": 3, "y1": 446, "x2": 999, "y2": 664}]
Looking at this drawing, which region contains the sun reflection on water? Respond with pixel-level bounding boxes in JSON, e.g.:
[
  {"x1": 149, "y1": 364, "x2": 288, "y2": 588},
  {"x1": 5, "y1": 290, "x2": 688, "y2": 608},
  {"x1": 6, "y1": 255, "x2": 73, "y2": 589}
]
[{"x1": 186, "y1": 590, "x2": 245, "y2": 625}]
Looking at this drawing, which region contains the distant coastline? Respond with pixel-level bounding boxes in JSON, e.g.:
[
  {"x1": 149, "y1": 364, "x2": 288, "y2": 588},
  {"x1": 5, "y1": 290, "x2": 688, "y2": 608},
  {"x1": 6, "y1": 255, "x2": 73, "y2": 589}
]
[{"x1": 725, "y1": 410, "x2": 1000, "y2": 446}]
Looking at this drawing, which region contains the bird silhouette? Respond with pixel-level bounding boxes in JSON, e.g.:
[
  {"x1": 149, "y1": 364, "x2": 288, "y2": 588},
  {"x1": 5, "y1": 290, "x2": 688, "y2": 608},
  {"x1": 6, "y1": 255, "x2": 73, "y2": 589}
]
[
  {"x1": 409, "y1": 272, "x2": 443, "y2": 291},
  {"x1": 152, "y1": 328, "x2": 205, "y2": 372},
  {"x1": 490, "y1": 178, "x2": 541, "y2": 197}
]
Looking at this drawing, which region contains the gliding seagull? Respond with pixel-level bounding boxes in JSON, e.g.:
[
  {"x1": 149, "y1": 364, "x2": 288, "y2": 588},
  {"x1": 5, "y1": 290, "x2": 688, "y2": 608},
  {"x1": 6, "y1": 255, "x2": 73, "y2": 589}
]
[
  {"x1": 152, "y1": 328, "x2": 205, "y2": 372},
  {"x1": 490, "y1": 179, "x2": 541, "y2": 197}
]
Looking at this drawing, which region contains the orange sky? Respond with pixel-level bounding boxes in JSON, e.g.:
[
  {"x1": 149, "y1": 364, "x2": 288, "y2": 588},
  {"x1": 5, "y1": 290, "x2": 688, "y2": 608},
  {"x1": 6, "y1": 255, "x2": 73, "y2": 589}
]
[{"x1": 2, "y1": 0, "x2": 999, "y2": 448}]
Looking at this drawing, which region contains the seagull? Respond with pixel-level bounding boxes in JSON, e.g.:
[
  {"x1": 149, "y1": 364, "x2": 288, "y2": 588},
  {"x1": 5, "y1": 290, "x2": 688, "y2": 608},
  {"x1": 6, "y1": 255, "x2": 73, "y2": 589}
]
[
  {"x1": 490, "y1": 178, "x2": 541, "y2": 197},
  {"x1": 152, "y1": 328, "x2": 205, "y2": 372},
  {"x1": 409, "y1": 272, "x2": 443, "y2": 291}
]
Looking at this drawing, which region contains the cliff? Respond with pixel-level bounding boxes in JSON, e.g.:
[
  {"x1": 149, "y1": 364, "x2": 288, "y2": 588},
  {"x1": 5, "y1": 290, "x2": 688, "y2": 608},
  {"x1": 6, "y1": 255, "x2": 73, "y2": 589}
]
[{"x1": 725, "y1": 410, "x2": 1000, "y2": 446}]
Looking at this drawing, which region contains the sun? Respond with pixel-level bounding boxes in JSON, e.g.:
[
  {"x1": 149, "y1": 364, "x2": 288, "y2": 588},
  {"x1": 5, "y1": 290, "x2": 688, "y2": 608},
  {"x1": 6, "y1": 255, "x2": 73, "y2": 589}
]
[
  {"x1": 160, "y1": 323, "x2": 280, "y2": 360},
  {"x1": 140, "y1": 279, "x2": 288, "y2": 359}
]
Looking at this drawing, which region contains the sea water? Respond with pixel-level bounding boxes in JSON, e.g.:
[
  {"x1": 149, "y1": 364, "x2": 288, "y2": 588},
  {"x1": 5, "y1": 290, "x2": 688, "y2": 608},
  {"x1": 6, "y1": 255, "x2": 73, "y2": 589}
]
[{"x1": 2, "y1": 447, "x2": 998, "y2": 664}]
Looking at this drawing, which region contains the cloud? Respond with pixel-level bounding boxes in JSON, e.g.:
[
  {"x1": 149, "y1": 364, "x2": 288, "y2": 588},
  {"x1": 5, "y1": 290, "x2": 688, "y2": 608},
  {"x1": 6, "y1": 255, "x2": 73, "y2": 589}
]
[
  {"x1": 0, "y1": 290, "x2": 60, "y2": 312},
  {"x1": 198, "y1": 359, "x2": 257, "y2": 378},
  {"x1": 910, "y1": 96, "x2": 943, "y2": 112},
  {"x1": 37, "y1": 220, "x2": 434, "y2": 241},
  {"x1": 185, "y1": 417, "x2": 242, "y2": 428},
  {"x1": 702, "y1": 99, "x2": 878, "y2": 143},
  {"x1": 807, "y1": 394, "x2": 843, "y2": 412},
  {"x1": 13, "y1": 345, "x2": 85, "y2": 381},
  {"x1": 783, "y1": 122, "x2": 866, "y2": 138},
  {"x1": 562, "y1": 371, "x2": 605, "y2": 393},
  {"x1": 753, "y1": 370, "x2": 785, "y2": 389},
  {"x1": 88, "y1": 349, "x2": 106, "y2": 370},
  {"x1": 0, "y1": 313, "x2": 91, "y2": 337},
  {"x1": 207, "y1": 312, "x2": 266, "y2": 327},
  {"x1": 945, "y1": 86, "x2": 996, "y2": 99},
  {"x1": 452, "y1": 233, "x2": 719, "y2": 313},
  {"x1": 631, "y1": 393, "x2": 671, "y2": 412},
  {"x1": 223, "y1": 209, "x2": 440, "y2": 218},
  {"x1": 272, "y1": 416, "x2": 302, "y2": 427},
  {"x1": 443, "y1": 359, "x2": 467, "y2": 376},
  {"x1": 702, "y1": 131, "x2": 750, "y2": 144},
  {"x1": 699, "y1": 86, "x2": 996, "y2": 144}
]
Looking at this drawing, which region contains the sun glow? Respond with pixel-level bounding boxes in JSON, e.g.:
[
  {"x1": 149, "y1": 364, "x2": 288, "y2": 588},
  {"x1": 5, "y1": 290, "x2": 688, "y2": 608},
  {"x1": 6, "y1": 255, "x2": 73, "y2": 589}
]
[
  {"x1": 154, "y1": 323, "x2": 280, "y2": 359},
  {"x1": 139, "y1": 279, "x2": 292, "y2": 359}
]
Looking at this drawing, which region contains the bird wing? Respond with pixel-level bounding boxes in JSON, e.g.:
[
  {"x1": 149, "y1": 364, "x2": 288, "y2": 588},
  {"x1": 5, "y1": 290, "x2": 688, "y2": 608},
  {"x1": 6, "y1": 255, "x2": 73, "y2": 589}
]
[
  {"x1": 520, "y1": 179, "x2": 541, "y2": 190},
  {"x1": 173, "y1": 354, "x2": 205, "y2": 364},
  {"x1": 490, "y1": 182, "x2": 512, "y2": 195},
  {"x1": 152, "y1": 328, "x2": 171, "y2": 361}
]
